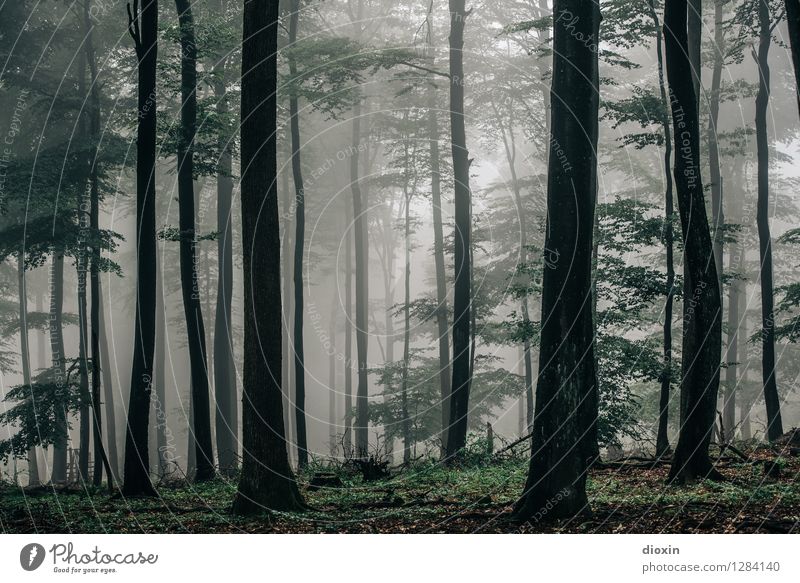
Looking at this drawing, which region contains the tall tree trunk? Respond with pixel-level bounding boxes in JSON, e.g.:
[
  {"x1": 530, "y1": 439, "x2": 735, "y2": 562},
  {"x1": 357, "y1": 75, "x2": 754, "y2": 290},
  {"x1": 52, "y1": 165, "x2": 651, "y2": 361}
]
[
  {"x1": 83, "y1": 0, "x2": 114, "y2": 489},
  {"x1": 648, "y1": 0, "x2": 675, "y2": 458},
  {"x1": 754, "y1": 0, "x2": 783, "y2": 442},
  {"x1": 281, "y1": 163, "x2": 295, "y2": 464},
  {"x1": 664, "y1": 0, "x2": 723, "y2": 483},
  {"x1": 401, "y1": 158, "x2": 413, "y2": 465},
  {"x1": 288, "y1": 0, "x2": 308, "y2": 469},
  {"x1": 514, "y1": 0, "x2": 601, "y2": 520},
  {"x1": 708, "y1": 0, "x2": 724, "y2": 287},
  {"x1": 344, "y1": 198, "x2": 353, "y2": 456},
  {"x1": 174, "y1": 0, "x2": 215, "y2": 482},
  {"x1": 444, "y1": 0, "x2": 473, "y2": 461},
  {"x1": 233, "y1": 0, "x2": 304, "y2": 514},
  {"x1": 123, "y1": 0, "x2": 158, "y2": 496},
  {"x1": 212, "y1": 50, "x2": 238, "y2": 477},
  {"x1": 351, "y1": 103, "x2": 369, "y2": 458},
  {"x1": 17, "y1": 253, "x2": 40, "y2": 486},
  {"x1": 49, "y1": 252, "x2": 68, "y2": 484},
  {"x1": 425, "y1": 0, "x2": 452, "y2": 460}
]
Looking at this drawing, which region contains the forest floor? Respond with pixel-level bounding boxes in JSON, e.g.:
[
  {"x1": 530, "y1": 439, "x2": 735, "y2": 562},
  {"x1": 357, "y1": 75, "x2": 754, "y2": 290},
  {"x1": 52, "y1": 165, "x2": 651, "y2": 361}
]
[{"x1": 1, "y1": 439, "x2": 799, "y2": 534}]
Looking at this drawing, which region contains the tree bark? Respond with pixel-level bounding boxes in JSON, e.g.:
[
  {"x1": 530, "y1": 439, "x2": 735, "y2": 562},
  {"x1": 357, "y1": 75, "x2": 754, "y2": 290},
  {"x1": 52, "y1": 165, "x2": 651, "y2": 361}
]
[
  {"x1": 233, "y1": 0, "x2": 304, "y2": 514},
  {"x1": 444, "y1": 0, "x2": 473, "y2": 461},
  {"x1": 174, "y1": 0, "x2": 215, "y2": 482},
  {"x1": 344, "y1": 197, "x2": 353, "y2": 457},
  {"x1": 647, "y1": 0, "x2": 675, "y2": 458},
  {"x1": 288, "y1": 0, "x2": 308, "y2": 468},
  {"x1": 664, "y1": 0, "x2": 723, "y2": 484},
  {"x1": 212, "y1": 52, "x2": 238, "y2": 476},
  {"x1": 351, "y1": 103, "x2": 370, "y2": 458},
  {"x1": 425, "y1": 1, "x2": 452, "y2": 460},
  {"x1": 49, "y1": 252, "x2": 68, "y2": 484},
  {"x1": 17, "y1": 253, "x2": 40, "y2": 486},
  {"x1": 754, "y1": 0, "x2": 783, "y2": 442},
  {"x1": 513, "y1": 0, "x2": 601, "y2": 521},
  {"x1": 123, "y1": 0, "x2": 158, "y2": 496}
]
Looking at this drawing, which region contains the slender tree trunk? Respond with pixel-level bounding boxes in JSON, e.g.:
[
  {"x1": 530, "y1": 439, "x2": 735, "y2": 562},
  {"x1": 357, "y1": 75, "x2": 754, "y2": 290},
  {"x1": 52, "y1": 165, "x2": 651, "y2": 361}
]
[
  {"x1": 664, "y1": 0, "x2": 724, "y2": 483},
  {"x1": 425, "y1": 1, "x2": 452, "y2": 460},
  {"x1": 648, "y1": 0, "x2": 675, "y2": 458},
  {"x1": 49, "y1": 252, "x2": 68, "y2": 484},
  {"x1": 351, "y1": 103, "x2": 369, "y2": 458},
  {"x1": 17, "y1": 253, "x2": 40, "y2": 486},
  {"x1": 153, "y1": 252, "x2": 167, "y2": 475},
  {"x1": 212, "y1": 52, "x2": 238, "y2": 477},
  {"x1": 514, "y1": 0, "x2": 601, "y2": 521},
  {"x1": 174, "y1": 0, "x2": 214, "y2": 481},
  {"x1": 288, "y1": 0, "x2": 308, "y2": 468},
  {"x1": 724, "y1": 240, "x2": 741, "y2": 441},
  {"x1": 344, "y1": 198, "x2": 353, "y2": 457},
  {"x1": 82, "y1": 0, "x2": 114, "y2": 489},
  {"x1": 708, "y1": 0, "x2": 725, "y2": 287},
  {"x1": 401, "y1": 166, "x2": 412, "y2": 465},
  {"x1": 444, "y1": 0, "x2": 473, "y2": 461},
  {"x1": 233, "y1": 0, "x2": 304, "y2": 514},
  {"x1": 281, "y1": 164, "x2": 295, "y2": 464},
  {"x1": 754, "y1": 0, "x2": 783, "y2": 442},
  {"x1": 123, "y1": 0, "x2": 158, "y2": 496}
]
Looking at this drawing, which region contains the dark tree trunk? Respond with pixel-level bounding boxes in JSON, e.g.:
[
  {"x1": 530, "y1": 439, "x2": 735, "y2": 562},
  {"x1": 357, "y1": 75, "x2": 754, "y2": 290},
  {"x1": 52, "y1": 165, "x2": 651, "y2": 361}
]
[
  {"x1": 513, "y1": 0, "x2": 601, "y2": 521},
  {"x1": 17, "y1": 253, "x2": 40, "y2": 486},
  {"x1": 351, "y1": 103, "x2": 369, "y2": 458},
  {"x1": 50, "y1": 252, "x2": 68, "y2": 484},
  {"x1": 425, "y1": 2, "x2": 452, "y2": 460},
  {"x1": 444, "y1": 0, "x2": 473, "y2": 461},
  {"x1": 77, "y1": 47, "x2": 91, "y2": 484},
  {"x1": 83, "y1": 1, "x2": 114, "y2": 489},
  {"x1": 232, "y1": 0, "x2": 304, "y2": 514},
  {"x1": 784, "y1": 0, "x2": 800, "y2": 115},
  {"x1": 212, "y1": 48, "x2": 238, "y2": 477},
  {"x1": 288, "y1": 0, "x2": 308, "y2": 469},
  {"x1": 664, "y1": 0, "x2": 724, "y2": 484},
  {"x1": 174, "y1": 0, "x2": 215, "y2": 482},
  {"x1": 724, "y1": 241, "x2": 741, "y2": 441},
  {"x1": 648, "y1": 0, "x2": 675, "y2": 458},
  {"x1": 123, "y1": 0, "x2": 158, "y2": 497},
  {"x1": 754, "y1": 0, "x2": 783, "y2": 442}
]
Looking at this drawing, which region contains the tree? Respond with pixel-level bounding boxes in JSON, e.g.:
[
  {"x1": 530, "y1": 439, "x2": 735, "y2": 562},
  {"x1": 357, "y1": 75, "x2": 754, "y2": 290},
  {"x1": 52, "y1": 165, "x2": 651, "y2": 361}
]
[
  {"x1": 753, "y1": 0, "x2": 784, "y2": 441},
  {"x1": 232, "y1": 0, "x2": 304, "y2": 514},
  {"x1": 785, "y1": 0, "x2": 800, "y2": 114},
  {"x1": 174, "y1": 0, "x2": 215, "y2": 482},
  {"x1": 288, "y1": 0, "x2": 309, "y2": 469},
  {"x1": 513, "y1": 0, "x2": 601, "y2": 521},
  {"x1": 444, "y1": 0, "x2": 473, "y2": 461},
  {"x1": 664, "y1": 0, "x2": 724, "y2": 483},
  {"x1": 123, "y1": 0, "x2": 159, "y2": 496}
]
